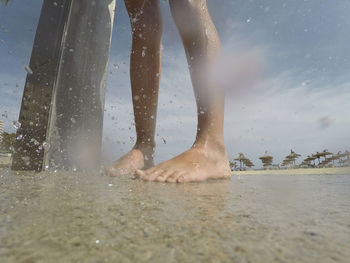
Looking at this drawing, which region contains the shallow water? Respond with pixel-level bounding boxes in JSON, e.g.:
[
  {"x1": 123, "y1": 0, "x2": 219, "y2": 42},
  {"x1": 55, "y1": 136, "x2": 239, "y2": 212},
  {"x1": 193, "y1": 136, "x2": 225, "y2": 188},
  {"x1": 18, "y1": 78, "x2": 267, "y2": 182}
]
[{"x1": 0, "y1": 169, "x2": 349, "y2": 263}]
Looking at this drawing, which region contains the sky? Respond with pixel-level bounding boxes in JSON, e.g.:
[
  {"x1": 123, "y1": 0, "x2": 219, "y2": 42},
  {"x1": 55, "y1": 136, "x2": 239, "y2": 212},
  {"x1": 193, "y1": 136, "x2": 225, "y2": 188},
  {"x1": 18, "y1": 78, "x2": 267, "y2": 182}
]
[{"x1": 0, "y1": 0, "x2": 349, "y2": 167}]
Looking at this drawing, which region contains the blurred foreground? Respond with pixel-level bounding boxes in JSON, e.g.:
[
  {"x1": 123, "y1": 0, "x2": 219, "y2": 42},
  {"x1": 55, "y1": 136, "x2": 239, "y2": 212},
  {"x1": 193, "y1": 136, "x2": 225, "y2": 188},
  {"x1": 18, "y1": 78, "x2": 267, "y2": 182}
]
[{"x1": 0, "y1": 169, "x2": 349, "y2": 262}]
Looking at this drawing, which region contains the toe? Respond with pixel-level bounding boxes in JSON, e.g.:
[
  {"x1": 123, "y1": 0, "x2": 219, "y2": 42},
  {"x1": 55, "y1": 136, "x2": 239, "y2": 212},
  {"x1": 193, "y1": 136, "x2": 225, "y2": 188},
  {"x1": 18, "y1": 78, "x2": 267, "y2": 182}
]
[
  {"x1": 145, "y1": 169, "x2": 164, "y2": 181},
  {"x1": 165, "y1": 171, "x2": 183, "y2": 183},
  {"x1": 178, "y1": 172, "x2": 207, "y2": 183},
  {"x1": 143, "y1": 167, "x2": 157, "y2": 176},
  {"x1": 155, "y1": 170, "x2": 175, "y2": 182},
  {"x1": 141, "y1": 168, "x2": 165, "y2": 181},
  {"x1": 176, "y1": 172, "x2": 194, "y2": 183},
  {"x1": 164, "y1": 171, "x2": 184, "y2": 183},
  {"x1": 135, "y1": 169, "x2": 146, "y2": 178},
  {"x1": 135, "y1": 167, "x2": 155, "y2": 180},
  {"x1": 177, "y1": 175, "x2": 188, "y2": 183}
]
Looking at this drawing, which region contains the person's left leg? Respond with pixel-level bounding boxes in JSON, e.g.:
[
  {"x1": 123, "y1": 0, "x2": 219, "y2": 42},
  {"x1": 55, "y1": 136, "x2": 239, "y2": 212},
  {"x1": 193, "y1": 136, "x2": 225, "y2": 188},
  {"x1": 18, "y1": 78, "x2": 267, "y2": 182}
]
[{"x1": 136, "y1": 0, "x2": 231, "y2": 182}]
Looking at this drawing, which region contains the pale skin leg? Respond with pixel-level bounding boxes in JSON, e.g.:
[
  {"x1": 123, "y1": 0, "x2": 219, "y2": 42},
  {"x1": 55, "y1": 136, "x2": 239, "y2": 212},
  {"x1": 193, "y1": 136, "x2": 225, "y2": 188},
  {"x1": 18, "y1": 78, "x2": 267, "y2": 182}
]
[
  {"x1": 136, "y1": 0, "x2": 231, "y2": 182},
  {"x1": 108, "y1": 0, "x2": 162, "y2": 176}
]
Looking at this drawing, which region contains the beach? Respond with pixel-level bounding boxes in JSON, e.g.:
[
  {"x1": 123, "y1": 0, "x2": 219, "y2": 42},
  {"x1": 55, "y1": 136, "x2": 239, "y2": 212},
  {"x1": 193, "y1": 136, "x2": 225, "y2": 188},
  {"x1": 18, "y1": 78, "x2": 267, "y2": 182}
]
[
  {"x1": 0, "y1": 168, "x2": 349, "y2": 262},
  {"x1": 234, "y1": 167, "x2": 350, "y2": 175}
]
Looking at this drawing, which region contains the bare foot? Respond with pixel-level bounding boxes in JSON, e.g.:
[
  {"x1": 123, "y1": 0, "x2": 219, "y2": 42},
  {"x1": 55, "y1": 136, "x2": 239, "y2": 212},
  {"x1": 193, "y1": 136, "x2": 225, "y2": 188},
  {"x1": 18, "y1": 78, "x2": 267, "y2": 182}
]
[
  {"x1": 135, "y1": 142, "x2": 231, "y2": 183},
  {"x1": 107, "y1": 146, "x2": 154, "y2": 176}
]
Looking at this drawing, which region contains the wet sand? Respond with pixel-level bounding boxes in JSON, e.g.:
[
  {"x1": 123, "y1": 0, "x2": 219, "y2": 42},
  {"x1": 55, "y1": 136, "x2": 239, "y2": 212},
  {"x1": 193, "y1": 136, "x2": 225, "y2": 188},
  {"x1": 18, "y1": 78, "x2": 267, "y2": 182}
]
[{"x1": 0, "y1": 169, "x2": 349, "y2": 263}]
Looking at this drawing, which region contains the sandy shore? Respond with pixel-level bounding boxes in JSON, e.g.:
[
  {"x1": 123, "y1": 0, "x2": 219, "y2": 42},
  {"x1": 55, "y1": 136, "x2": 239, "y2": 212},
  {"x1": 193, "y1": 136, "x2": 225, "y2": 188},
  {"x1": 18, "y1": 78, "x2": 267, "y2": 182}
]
[
  {"x1": 233, "y1": 167, "x2": 350, "y2": 176},
  {"x1": 0, "y1": 169, "x2": 349, "y2": 263}
]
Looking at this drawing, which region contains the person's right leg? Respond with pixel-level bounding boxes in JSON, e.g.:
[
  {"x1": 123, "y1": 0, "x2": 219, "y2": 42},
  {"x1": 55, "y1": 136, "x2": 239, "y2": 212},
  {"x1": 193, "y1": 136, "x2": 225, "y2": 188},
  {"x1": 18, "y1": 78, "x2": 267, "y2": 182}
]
[
  {"x1": 135, "y1": 0, "x2": 231, "y2": 183},
  {"x1": 108, "y1": 0, "x2": 162, "y2": 176}
]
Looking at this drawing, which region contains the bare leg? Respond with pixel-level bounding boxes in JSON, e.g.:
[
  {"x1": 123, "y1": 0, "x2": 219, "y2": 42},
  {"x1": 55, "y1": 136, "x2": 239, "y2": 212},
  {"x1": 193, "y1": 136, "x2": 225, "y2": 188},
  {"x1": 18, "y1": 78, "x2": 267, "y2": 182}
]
[
  {"x1": 108, "y1": 0, "x2": 162, "y2": 176},
  {"x1": 136, "y1": 0, "x2": 231, "y2": 182}
]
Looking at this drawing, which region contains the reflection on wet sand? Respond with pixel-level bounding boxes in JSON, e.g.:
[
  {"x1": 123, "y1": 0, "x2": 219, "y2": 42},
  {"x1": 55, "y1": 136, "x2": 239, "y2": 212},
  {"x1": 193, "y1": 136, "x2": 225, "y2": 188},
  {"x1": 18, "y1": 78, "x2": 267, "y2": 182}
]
[{"x1": 0, "y1": 169, "x2": 349, "y2": 262}]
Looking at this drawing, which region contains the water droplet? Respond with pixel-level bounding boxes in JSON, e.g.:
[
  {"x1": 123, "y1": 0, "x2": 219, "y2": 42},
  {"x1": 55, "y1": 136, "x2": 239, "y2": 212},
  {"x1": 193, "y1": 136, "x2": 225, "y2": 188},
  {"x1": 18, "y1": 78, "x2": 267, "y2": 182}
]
[
  {"x1": 141, "y1": 47, "x2": 147, "y2": 57},
  {"x1": 24, "y1": 66, "x2": 33, "y2": 75},
  {"x1": 42, "y1": 141, "x2": 50, "y2": 149},
  {"x1": 12, "y1": 121, "x2": 21, "y2": 129},
  {"x1": 30, "y1": 138, "x2": 39, "y2": 145},
  {"x1": 21, "y1": 156, "x2": 30, "y2": 165},
  {"x1": 95, "y1": 240, "x2": 100, "y2": 244},
  {"x1": 108, "y1": 183, "x2": 113, "y2": 187}
]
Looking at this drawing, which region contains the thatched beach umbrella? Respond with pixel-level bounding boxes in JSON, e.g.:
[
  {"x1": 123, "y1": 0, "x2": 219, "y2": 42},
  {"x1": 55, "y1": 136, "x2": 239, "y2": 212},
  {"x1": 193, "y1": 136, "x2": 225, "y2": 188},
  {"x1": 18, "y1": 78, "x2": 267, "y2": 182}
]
[
  {"x1": 330, "y1": 155, "x2": 341, "y2": 166},
  {"x1": 287, "y1": 150, "x2": 301, "y2": 159},
  {"x1": 229, "y1": 161, "x2": 237, "y2": 171},
  {"x1": 327, "y1": 151, "x2": 343, "y2": 166},
  {"x1": 338, "y1": 150, "x2": 350, "y2": 159},
  {"x1": 282, "y1": 150, "x2": 301, "y2": 167},
  {"x1": 305, "y1": 155, "x2": 316, "y2": 161},
  {"x1": 338, "y1": 158, "x2": 350, "y2": 167},
  {"x1": 319, "y1": 157, "x2": 333, "y2": 167},
  {"x1": 319, "y1": 150, "x2": 333, "y2": 160},
  {"x1": 281, "y1": 160, "x2": 291, "y2": 167},
  {"x1": 334, "y1": 151, "x2": 350, "y2": 167},
  {"x1": 243, "y1": 159, "x2": 254, "y2": 168},
  {"x1": 246, "y1": 162, "x2": 255, "y2": 168},
  {"x1": 234, "y1": 153, "x2": 248, "y2": 170},
  {"x1": 312, "y1": 150, "x2": 333, "y2": 166},
  {"x1": 302, "y1": 155, "x2": 315, "y2": 166},
  {"x1": 259, "y1": 151, "x2": 273, "y2": 168},
  {"x1": 324, "y1": 157, "x2": 334, "y2": 162},
  {"x1": 312, "y1": 152, "x2": 323, "y2": 165},
  {"x1": 301, "y1": 160, "x2": 311, "y2": 166}
]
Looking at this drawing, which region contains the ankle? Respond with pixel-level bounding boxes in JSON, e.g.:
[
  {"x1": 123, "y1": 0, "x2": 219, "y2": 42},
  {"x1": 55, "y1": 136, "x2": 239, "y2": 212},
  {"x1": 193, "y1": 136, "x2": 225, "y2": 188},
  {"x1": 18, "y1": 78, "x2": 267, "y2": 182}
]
[
  {"x1": 133, "y1": 144, "x2": 155, "y2": 168},
  {"x1": 134, "y1": 141, "x2": 155, "y2": 156},
  {"x1": 193, "y1": 135, "x2": 226, "y2": 153}
]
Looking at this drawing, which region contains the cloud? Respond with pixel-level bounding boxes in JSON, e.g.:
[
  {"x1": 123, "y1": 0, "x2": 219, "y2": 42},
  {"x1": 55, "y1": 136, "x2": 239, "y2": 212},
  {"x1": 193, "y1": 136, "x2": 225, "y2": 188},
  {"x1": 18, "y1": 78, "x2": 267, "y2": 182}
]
[{"x1": 224, "y1": 72, "x2": 350, "y2": 166}]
